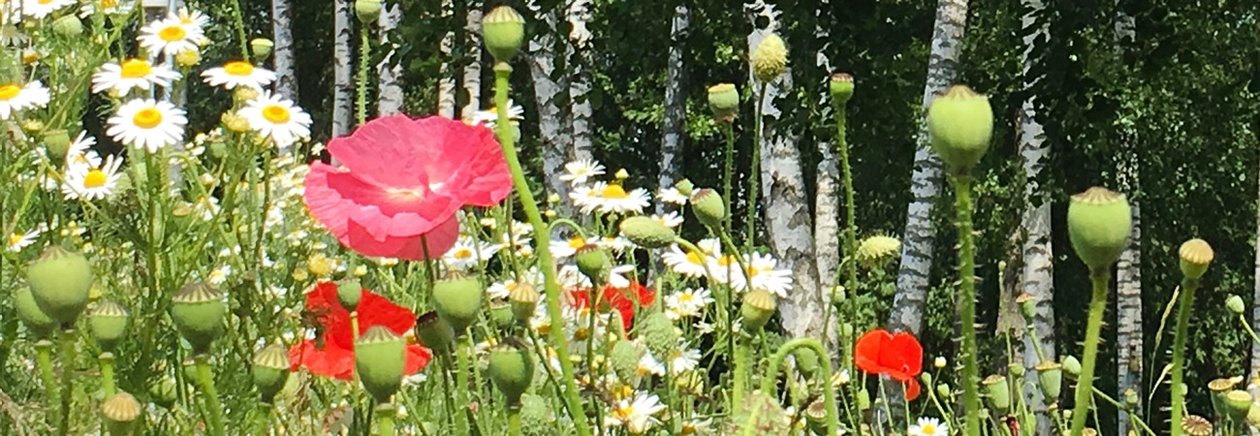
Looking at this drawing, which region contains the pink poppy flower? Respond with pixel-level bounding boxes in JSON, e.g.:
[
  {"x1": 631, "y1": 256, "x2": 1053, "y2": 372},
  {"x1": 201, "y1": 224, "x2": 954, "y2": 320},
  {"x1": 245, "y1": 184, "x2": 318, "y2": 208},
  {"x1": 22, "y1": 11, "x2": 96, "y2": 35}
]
[{"x1": 304, "y1": 115, "x2": 513, "y2": 260}]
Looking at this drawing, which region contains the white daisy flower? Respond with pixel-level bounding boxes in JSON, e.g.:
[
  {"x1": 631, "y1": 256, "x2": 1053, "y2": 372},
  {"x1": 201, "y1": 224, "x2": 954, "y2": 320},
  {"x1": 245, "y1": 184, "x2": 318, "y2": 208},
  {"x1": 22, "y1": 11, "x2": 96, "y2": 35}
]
[
  {"x1": 92, "y1": 59, "x2": 181, "y2": 96},
  {"x1": 0, "y1": 24, "x2": 27, "y2": 47},
  {"x1": 908, "y1": 417, "x2": 948, "y2": 436},
  {"x1": 651, "y1": 211, "x2": 684, "y2": 228},
  {"x1": 695, "y1": 321, "x2": 715, "y2": 335},
  {"x1": 466, "y1": 100, "x2": 524, "y2": 127},
  {"x1": 62, "y1": 154, "x2": 123, "y2": 201},
  {"x1": 559, "y1": 159, "x2": 605, "y2": 186},
  {"x1": 22, "y1": 0, "x2": 75, "y2": 19},
  {"x1": 442, "y1": 236, "x2": 501, "y2": 271},
  {"x1": 7, "y1": 226, "x2": 41, "y2": 252},
  {"x1": 598, "y1": 235, "x2": 633, "y2": 254},
  {"x1": 549, "y1": 234, "x2": 593, "y2": 259},
  {"x1": 657, "y1": 186, "x2": 689, "y2": 205},
  {"x1": 79, "y1": 0, "x2": 136, "y2": 17},
  {"x1": 237, "y1": 92, "x2": 311, "y2": 148},
  {"x1": 707, "y1": 253, "x2": 743, "y2": 285},
  {"x1": 607, "y1": 264, "x2": 637, "y2": 289},
  {"x1": 176, "y1": 8, "x2": 211, "y2": 31},
  {"x1": 669, "y1": 347, "x2": 701, "y2": 375},
  {"x1": 665, "y1": 288, "x2": 713, "y2": 320},
  {"x1": 636, "y1": 352, "x2": 665, "y2": 377},
  {"x1": 731, "y1": 252, "x2": 794, "y2": 297},
  {"x1": 65, "y1": 132, "x2": 102, "y2": 171},
  {"x1": 681, "y1": 418, "x2": 714, "y2": 435},
  {"x1": 607, "y1": 392, "x2": 666, "y2": 434},
  {"x1": 106, "y1": 99, "x2": 187, "y2": 152},
  {"x1": 0, "y1": 81, "x2": 50, "y2": 119},
  {"x1": 208, "y1": 264, "x2": 232, "y2": 286},
  {"x1": 579, "y1": 182, "x2": 650, "y2": 215},
  {"x1": 557, "y1": 264, "x2": 592, "y2": 290},
  {"x1": 138, "y1": 17, "x2": 204, "y2": 57},
  {"x1": 202, "y1": 61, "x2": 277, "y2": 91},
  {"x1": 662, "y1": 238, "x2": 721, "y2": 279}
]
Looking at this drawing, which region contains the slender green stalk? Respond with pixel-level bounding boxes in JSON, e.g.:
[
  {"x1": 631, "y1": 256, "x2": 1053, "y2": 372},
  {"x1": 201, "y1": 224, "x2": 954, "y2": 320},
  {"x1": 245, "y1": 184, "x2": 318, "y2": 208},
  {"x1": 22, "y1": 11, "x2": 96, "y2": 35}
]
[
  {"x1": 1167, "y1": 277, "x2": 1199, "y2": 436},
  {"x1": 57, "y1": 328, "x2": 76, "y2": 435},
  {"x1": 732, "y1": 334, "x2": 751, "y2": 406},
  {"x1": 194, "y1": 354, "x2": 226, "y2": 436},
  {"x1": 836, "y1": 102, "x2": 858, "y2": 341},
  {"x1": 759, "y1": 338, "x2": 841, "y2": 436},
  {"x1": 356, "y1": 20, "x2": 372, "y2": 125},
  {"x1": 99, "y1": 352, "x2": 117, "y2": 397},
  {"x1": 746, "y1": 84, "x2": 767, "y2": 255},
  {"x1": 230, "y1": 0, "x2": 250, "y2": 58},
  {"x1": 375, "y1": 403, "x2": 397, "y2": 436},
  {"x1": 951, "y1": 174, "x2": 981, "y2": 436},
  {"x1": 35, "y1": 340, "x2": 57, "y2": 425},
  {"x1": 1070, "y1": 270, "x2": 1111, "y2": 435},
  {"x1": 454, "y1": 336, "x2": 473, "y2": 435},
  {"x1": 508, "y1": 406, "x2": 522, "y2": 436},
  {"x1": 721, "y1": 122, "x2": 736, "y2": 235},
  {"x1": 492, "y1": 62, "x2": 591, "y2": 436}
]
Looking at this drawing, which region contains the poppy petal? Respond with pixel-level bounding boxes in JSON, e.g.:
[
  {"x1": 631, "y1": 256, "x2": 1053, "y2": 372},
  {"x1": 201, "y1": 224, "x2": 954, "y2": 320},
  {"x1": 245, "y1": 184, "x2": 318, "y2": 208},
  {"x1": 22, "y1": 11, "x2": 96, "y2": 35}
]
[
  {"x1": 904, "y1": 378, "x2": 921, "y2": 401},
  {"x1": 289, "y1": 340, "x2": 355, "y2": 380},
  {"x1": 404, "y1": 344, "x2": 433, "y2": 374}
]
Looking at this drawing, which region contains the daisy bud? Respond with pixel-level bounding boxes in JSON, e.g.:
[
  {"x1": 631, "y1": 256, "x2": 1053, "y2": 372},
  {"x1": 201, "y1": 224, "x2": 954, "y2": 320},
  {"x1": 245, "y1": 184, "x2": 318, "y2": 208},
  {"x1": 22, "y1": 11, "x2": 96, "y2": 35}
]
[
  {"x1": 934, "y1": 356, "x2": 947, "y2": 369},
  {"x1": 88, "y1": 300, "x2": 130, "y2": 352},
  {"x1": 1036, "y1": 361, "x2": 1062, "y2": 400},
  {"x1": 487, "y1": 338, "x2": 535, "y2": 406},
  {"x1": 689, "y1": 188, "x2": 726, "y2": 230},
  {"x1": 1061, "y1": 356, "x2": 1081, "y2": 378},
  {"x1": 927, "y1": 85, "x2": 993, "y2": 173},
  {"x1": 544, "y1": 209, "x2": 557, "y2": 219},
  {"x1": 750, "y1": 33, "x2": 788, "y2": 83},
  {"x1": 615, "y1": 168, "x2": 630, "y2": 180},
  {"x1": 233, "y1": 86, "x2": 261, "y2": 104},
  {"x1": 432, "y1": 276, "x2": 485, "y2": 333},
  {"x1": 675, "y1": 179, "x2": 695, "y2": 197},
  {"x1": 15, "y1": 288, "x2": 56, "y2": 338},
  {"x1": 982, "y1": 375, "x2": 1011, "y2": 414},
  {"x1": 740, "y1": 290, "x2": 777, "y2": 333},
  {"x1": 609, "y1": 339, "x2": 644, "y2": 382},
  {"x1": 221, "y1": 112, "x2": 251, "y2": 133},
  {"x1": 250, "y1": 38, "x2": 274, "y2": 61},
  {"x1": 414, "y1": 311, "x2": 455, "y2": 352},
  {"x1": 355, "y1": 0, "x2": 382, "y2": 23},
  {"x1": 619, "y1": 216, "x2": 676, "y2": 249},
  {"x1": 101, "y1": 392, "x2": 142, "y2": 435},
  {"x1": 1227, "y1": 295, "x2": 1246, "y2": 315},
  {"x1": 489, "y1": 300, "x2": 514, "y2": 329},
  {"x1": 170, "y1": 282, "x2": 227, "y2": 354},
  {"x1": 52, "y1": 15, "x2": 84, "y2": 37},
  {"x1": 792, "y1": 347, "x2": 819, "y2": 377},
  {"x1": 21, "y1": 49, "x2": 39, "y2": 65},
  {"x1": 175, "y1": 49, "x2": 201, "y2": 68},
  {"x1": 481, "y1": 6, "x2": 526, "y2": 62},
  {"x1": 27, "y1": 245, "x2": 93, "y2": 325},
  {"x1": 41, "y1": 128, "x2": 70, "y2": 160},
  {"x1": 336, "y1": 279, "x2": 362, "y2": 312},
  {"x1": 1067, "y1": 187, "x2": 1132, "y2": 271},
  {"x1": 855, "y1": 235, "x2": 901, "y2": 266},
  {"x1": 356, "y1": 326, "x2": 406, "y2": 403},
  {"x1": 829, "y1": 72, "x2": 854, "y2": 106},
  {"x1": 1008, "y1": 362, "x2": 1025, "y2": 378},
  {"x1": 252, "y1": 342, "x2": 290, "y2": 403},
  {"x1": 1179, "y1": 238, "x2": 1214, "y2": 280},
  {"x1": 508, "y1": 283, "x2": 539, "y2": 325},
  {"x1": 638, "y1": 313, "x2": 678, "y2": 359},
  {"x1": 574, "y1": 244, "x2": 612, "y2": 284}
]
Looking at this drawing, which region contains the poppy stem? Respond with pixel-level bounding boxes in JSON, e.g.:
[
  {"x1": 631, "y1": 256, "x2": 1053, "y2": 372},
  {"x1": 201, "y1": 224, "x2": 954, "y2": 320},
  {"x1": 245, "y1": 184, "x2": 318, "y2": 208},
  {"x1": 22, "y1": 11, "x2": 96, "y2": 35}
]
[
  {"x1": 760, "y1": 338, "x2": 840, "y2": 436},
  {"x1": 746, "y1": 83, "x2": 767, "y2": 256},
  {"x1": 56, "y1": 328, "x2": 76, "y2": 435},
  {"x1": 508, "y1": 406, "x2": 522, "y2": 436},
  {"x1": 375, "y1": 403, "x2": 396, "y2": 436},
  {"x1": 35, "y1": 339, "x2": 57, "y2": 425},
  {"x1": 1069, "y1": 269, "x2": 1111, "y2": 435},
  {"x1": 732, "y1": 333, "x2": 751, "y2": 406},
  {"x1": 951, "y1": 174, "x2": 982, "y2": 435},
  {"x1": 1168, "y1": 277, "x2": 1200, "y2": 436},
  {"x1": 721, "y1": 121, "x2": 735, "y2": 236},
  {"x1": 99, "y1": 352, "x2": 117, "y2": 397},
  {"x1": 492, "y1": 62, "x2": 592, "y2": 436},
  {"x1": 194, "y1": 353, "x2": 226, "y2": 436},
  {"x1": 455, "y1": 336, "x2": 474, "y2": 435}
]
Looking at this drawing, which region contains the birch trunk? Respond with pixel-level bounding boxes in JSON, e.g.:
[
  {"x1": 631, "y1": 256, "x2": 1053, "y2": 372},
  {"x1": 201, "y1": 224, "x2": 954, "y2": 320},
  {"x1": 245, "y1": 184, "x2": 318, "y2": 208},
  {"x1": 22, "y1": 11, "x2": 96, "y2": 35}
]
[
  {"x1": 813, "y1": 1, "x2": 840, "y2": 289},
  {"x1": 1252, "y1": 152, "x2": 1260, "y2": 390},
  {"x1": 376, "y1": 2, "x2": 404, "y2": 115},
  {"x1": 271, "y1": 0, "x2": 297, "y2": 99},
  {"x1": 657, "y1": 3, "x2": 689, "y2": 216},
  {"x1": 331, "y1": 0, "x2": 354, "y2": 136},
  {"x1": 1113, "y1": 10, "x2": 1142, "y2": 436},
  {"x1": 437, "y1": 0, "x2": 457, "y2": 118},
  {"x1": 567, "y1": 0, "x2": 594, "y2": 162},
  {"x1": 887, "y1": 0, "x2": 969, "y2": 336},
  {"x1": 460, "y1": 5, "x2": 483, "y2": 120},
  {"x1": 528, "y1": 3, "x2": 574, "y2": 215}
]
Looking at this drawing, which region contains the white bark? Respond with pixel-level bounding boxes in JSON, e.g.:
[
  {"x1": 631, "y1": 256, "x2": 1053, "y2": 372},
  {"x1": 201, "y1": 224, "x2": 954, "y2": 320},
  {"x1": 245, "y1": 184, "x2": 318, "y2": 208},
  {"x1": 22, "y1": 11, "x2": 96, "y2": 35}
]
[
  {"x1": 813, "y1": 1, "x2": 839, "y2": 289},
  {"x1": 657, "y1": 3, "x2": 689, "y2": 216},
  {"x1": 528, "y1": 2, "x2": 574, "y2": 215},
  {"x1": 376, "y1": 2, "x2": 404, "y2": 115},
  {"x1": 437, "y1": 0, "x2": 457, "y2": 118},
  {"x1": 1113, "y1": 10, "x2": 1141, "y2": 436},
  {"x1": 566, "y1": 0, "x2": 594, "y2": 162},
  {"x1": 460, "y1": 5, "x2": 483, "y2": 120},
  {"x1": 1253, "y1": 156, "x2": 1260, "y2": 387},
  {"x1": 331, "y1": 0, "x2": 354, "y2": 136},
  {"x1": 887, "y1": 0, "x2": 969, "y2": 335},
  {"x1": 271, "y1": 0, "x2": 297, "y2": 99}
]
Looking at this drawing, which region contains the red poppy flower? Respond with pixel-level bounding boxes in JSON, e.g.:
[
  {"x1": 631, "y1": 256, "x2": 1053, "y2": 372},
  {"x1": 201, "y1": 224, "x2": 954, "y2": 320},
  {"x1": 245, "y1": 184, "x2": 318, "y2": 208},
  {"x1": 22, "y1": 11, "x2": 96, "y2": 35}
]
[
  {"x1": 303, "y1": 115, "x2": 513, "y2": 260},
  {"x1": 568, "y1": 282, "x2": 656, "y2": 331},
  {"x1": 289, "y1": 282, "x2": 432, "y2": 380},
  {"x1": 855, "y1": 329, "x2": 924, "y2": 400}
]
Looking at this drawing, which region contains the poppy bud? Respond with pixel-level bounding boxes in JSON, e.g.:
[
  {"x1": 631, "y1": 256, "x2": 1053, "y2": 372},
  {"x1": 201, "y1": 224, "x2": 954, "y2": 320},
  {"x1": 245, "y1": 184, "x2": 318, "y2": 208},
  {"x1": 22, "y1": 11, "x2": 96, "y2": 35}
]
[
  {"x1": 982, "y1": 375, "x2": 1011, "y2": 414},
  {"x1": 88, "y1": 300, "x2": 129, "y2": 352},
  {"x1": 637, "y1": 313, "x2": 677, "y2": 359},
  {"x1": 609, "y1": 339, "x2": 644, "y2": 382},
  {"x1": 1179, "y1": 238, "x2": 1214, "y2": 280},
  {"x1": 101, "y1": 391, "x2": 142, "y2": 435},
  {"x1": 488, "y1": 338, "x2": 534, "y2": 405},
  {"x1": 1036, "y1": 361, "x2": 1062, "y2": 400},
  {"x1": 432, "y1": 276, "x2": 484, "y2": 333},
  {"x1": 750, "y1": 33, "x2": 787, "y2": 83},
  {"x1": 490, "y1": 300, "x2": 514, "y2": 329},
  {"x1": 927, "y1": 85, "x2": 993, "y2": 173},
  {"x1": 355, "y1": 0, "x2": 382, "y2": 22},
  {"x1": 855, "y1": 235, "x2": 901, "y2": 266},
  {"x1": 1061, "y1": 356, "x2": 1081, "y2": 378},
  {"x1": 170, "y1": 282, "x2": 227, "y2": 354},
  {"x1": 42, "y1": 128, "x2": 71, "y2": 160},
  {"x1": 740, "y1": 290, "x2": 777, "y2": 332},
  {"x1": 1067, "y1": 187, "x2": 1132, "y2": 271},
  {"x1": 674, "y1": 179, "x2": 695, "y2": 197},
  {"x1": 52, "y1": 15, "x2": 83, "y2": 37},
  {"x1": 356, "y1": 326, "x2": 406, "y2": 403},
  {"x1": 481, "y1": 6, "x2": 525, "y2": 62},
  {"x1": 828, "y1": 285, "x2": 846, "y2": 306},
  {"x1": 707, "y1": 83, "x2": 739, "y2": 122},
  {"x1": 1227, "y1": 295, "x2": 1246, "y2": 315},
  {"x1": 793, "y1": 347, "x2": 819, "y2": 378},
  {"x1": 252, "y1": 342, "x2": 290, "y2": 403},
  {"x1": 15, "y1": 288, "x2": 56, "y2": 338},
  {"x1": 414, "y1": 311, "x2": 455, "y2": 352},
  {"x1": 250, "y1": 38, "x2": 274, "y2": 60},
  {"x1": 689, "y1": 188, "x2": 726, "y2": 230},
  {"x1": 829, "y1": 72, "x2": 854, "y2": 106},
  {"x1": 508, "y1": 283, "x2": 539, "y2": 324},
  {"x1": 574, "y1": 244, "x2": 612, "y2": 283},
  {"x1": 920, "y1": 372, "x2": 933, "y2": 387},
  {"x1": 336, "y1": 279, "x2": 362, "y2": 312},
  {"x1": 619, "y1": 216, "x2": 676, "y2": 249},
  {"x1": 27, "y1": 245, "x2": 94, "y2": 324},
  {"x1": 857, "y1": 388, "x2": 872, "y2": 410}
]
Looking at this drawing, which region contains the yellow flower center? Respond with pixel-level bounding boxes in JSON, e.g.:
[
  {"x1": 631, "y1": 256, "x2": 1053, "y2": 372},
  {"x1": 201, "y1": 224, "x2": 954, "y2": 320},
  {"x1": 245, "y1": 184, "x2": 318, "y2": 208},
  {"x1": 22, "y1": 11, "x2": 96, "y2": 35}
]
[
  {"x1": 8, "y1": 233, "x2": 24, "y2": 246},
  {"x1": 39, "y1": 0, "x2": 53, "y2": 4},
  {"x1": 132, "y1": 108, "x2": 163, "y2": 128},
  {"x1": 453, "y1": 248, "x2": 473, "y2": 260},
  {"x1": 0, "y1": 84, "x2": 20, "y2": 101},
  {"x1": 120, "y1": 59, "x2": 152, "y2": 78},
  {"x1": 922, "y1": 424, "x2": 936, "y2": 434},
  {"x1": 567, "y1": 236, "x2": 586, "y2": 249},
  {"x1": 679, "y1": 293, "x2": 694, "y2": 303},
  {"x1": 83, "y1": 169, "x2": 108, "y2": 188},
  {"x1": 224, "y1": 61, "x2": 254, "y2": 76},
  {"x1": 685, "y1": 250, "x2": 705, "y2": 265},
  {"x1": 158, "y1": 25, "x2": 186, "y2": 42},
  {"x1": 716, "y1": 255, "x2": 735, "y2": 267},
  {"x1": 601, "y1": 184, "x2": 629, "y2": 199},
  {"x1": 102, "y1": 0, "x2": 119, "y2": 7},
  {"x1": 262, "y1": 104, "x2": 290, "y2": 124}
]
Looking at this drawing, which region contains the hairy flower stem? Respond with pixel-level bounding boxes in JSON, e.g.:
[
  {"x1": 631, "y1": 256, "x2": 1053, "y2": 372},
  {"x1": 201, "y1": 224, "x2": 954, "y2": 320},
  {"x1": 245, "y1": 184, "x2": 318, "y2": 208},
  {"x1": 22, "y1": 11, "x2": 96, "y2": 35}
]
[
  {"x1": 35, "y1": 340, "x2": 57, "y2": 421},
  {"x1": 230, "y1": 0, "x2": 250, "y2": 57},
  {"x1": 356, "y1": 21, "x2": 372, "y2": 125},
  {"x1": 375, "y1": 403, "x2": 397, "y2": 436},
  {"x1": 827, "y1": 99, "x2": 858, "y2": 360},
  {"x1": 1070, "y1": 270, "x2": 1111, "y2": 435},
  {"x1": 760, "y1": 338, "x2": 842, "y2": 436},
  {"x1": 455, "y1": 335, "x2": 474, "y2": 435},
  {"x1": 99, "y1": 352, "x2": 117, "y2": 397},
  {"x1": 732, "y1": 334, "x2": 752, "y2": 406},
  {"x1": 951, "y1": 174, "x2": 981, "y2": 436},
  {"x1": 1168, "y1": 276, "x2": 1199, "y2": 436},
  {"x1": 194, "y1": 354, "x2": 226, "y2": 436},
  {"x1": 57, "y1": 328, "x2": 76, "y2": 435},
  {"x1": 721, "y1": 122, "x2": 736, "y2": 234},
  {"x1": 492, "y1": 62, "x2": 591, "y2": 436},
  {"x1": 747, "y1": 83, "x2": 767, "y2": 255}
]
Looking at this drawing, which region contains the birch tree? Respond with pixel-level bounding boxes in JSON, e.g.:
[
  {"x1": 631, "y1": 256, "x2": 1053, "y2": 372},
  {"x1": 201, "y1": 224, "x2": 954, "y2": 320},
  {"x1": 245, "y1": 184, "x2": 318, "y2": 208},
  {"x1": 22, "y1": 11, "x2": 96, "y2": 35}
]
[
  {"x1": 460, "y1": 4, "x2": 482, "y2": 120},
  {"x1": 376, "y1": 2, "x2": 404, "y2": 115},
  {"x1": 657, "y1": 2, "x2": 689, "y2": 216},
  {"x1": 437, "y1": 0, "x2": 457, "y2": 118},
  {"x1": 813, "y1": 0, "x2": 839, "y2": 290},
  {"x1": 567, "y1": 0, "x2": 594, "y2": 162},
  {"x1": 271, "y1": 0, "x2": 297, "y2": 99},
  {"x1": 331, "y1": 0, "x2": 354, "y2": 136},
  {"x1": 528, "y1": 2, "x2": 575, "y2": 214},
  {"x1": 1113, "y1": 9, "x2": 1143, "y2": 436}
]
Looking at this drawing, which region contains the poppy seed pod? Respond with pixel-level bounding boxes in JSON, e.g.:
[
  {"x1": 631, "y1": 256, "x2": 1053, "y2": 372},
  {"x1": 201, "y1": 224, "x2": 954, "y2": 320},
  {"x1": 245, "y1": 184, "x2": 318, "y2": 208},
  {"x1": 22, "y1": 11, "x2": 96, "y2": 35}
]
[
  {"x1": 1182, "y1": 415, "x2": 1214, "y2": 436},
  {"x1": 356, "y1": 326, "x2": 406, "y2": 403},
  {"x1": 15, "y1": 287, "x2": 56, "y2": 338},
  {"x1": 1225, "y1": 390, "x2": 1253, "y2": 423},
  {"x1": 52, "y1": 15, "x2": 83, "y2": 37},
  {"x1": 414, "y1": 311, "x2": 455, "y2": 352},
  {"x1": 508, "y1": 283, "x2": 540, "y2": 324},
  {"x1": 489, "y1": 300, "x2": 514, "y2": 330},
  {"x1": 101, "y1": 391, "x2": 142, "y2": 435},
  {"x1": 609, "y1": 339, "x2": 645, "y2": 382},
  {"x1": 1179, "y1": 238, "x2": 1214, "y2": 280},
  {"x1": 689, "y1": 188, "x2": 726, "y2": 230},
  {"x1": 1016, "y1": 293, "x2": 1037, "y2": 321},
  {"x1": 619, "y1": 216, "x2": 676, "y2": 249},
  {"x1": 1067, "y1": 187, "x2": 1132, "y2": 271},
  {"x1": 707, "y1": 83, "x2": 739, "y2": 122},
  {"x1": 336, "y1": 279, "x2": 362, "y2": 312},
  {"x1": 1036, "y1": 361, "x2": 1063, "y2": 400},
  {"x1": 1248, "y1": 402, "x2": 1260, "y2": 428},
  {"x1": 170, "y1": 282, "x2": 227, "y2": 354},
  {"x1": 805, "y1": 400, "x2": 828, "y2": 435},
  {"x1": 740, "y1": 290, "x2": 777, "y2": 332},
  {"x1": 88, "y1": 300, "x2": 130, "y2": 352},
  {"x1": 750, "y1": 33, "x2": 787, "y2": 83},
  {"x1": 250, "y1": 38, "x2": 274, "y2": 60},
  {"x1": 252, "y1": 343, "x2": 291, "y2": 403},
  {"x1": 1227, "y1": 295, "x2": 1246, "y2": 315},
  {"x1": 432, "y1": 276, "x2": 484, "y2": 333},
  {"x1": 354, "y1": 0, "x2": 382, "y2": 22},
  {"x1": 574, "y1": 244, "x2": 612, "y2": 283},
  {"x1": 488, "y1": 338, "x2": 535, "y2": 405},
  {"x1": 482, "y1": 6, "x2": 525, "y2": 62},
  {"x1": 1061, "y1": 356, "x2": 1082, "y2": 378},
  {"x1": 927, "y1": 85, "x2": 993, "y2": 172},
  {"x1": 829, "y1": 72, "x2": 854, "y2": 106},
  {"x1": 675, "y1": 179, "x2": 695, "y2": 197},
  {"x1": 982, "y1": 375, "x2": 1011, "y2": 414},
  {"x1": 27, "y1": 245, "x2": 94, "y2": 324}
]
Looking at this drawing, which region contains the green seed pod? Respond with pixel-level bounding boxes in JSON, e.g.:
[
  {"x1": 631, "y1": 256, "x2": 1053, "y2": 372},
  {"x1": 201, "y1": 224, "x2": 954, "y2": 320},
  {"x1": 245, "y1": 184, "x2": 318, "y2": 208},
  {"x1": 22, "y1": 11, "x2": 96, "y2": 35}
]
[
  {"x1": 750, "y1": 33, "x2": 787, "y2": 83},
  {"x1": 574, "y1": 244, "x2": 612, "y2": 284},
  {"x1": 690, "y1": 188, "x2": 726, "y2": 230},
  {"x1": 1179, "y1": 238, "x2": 1214, "y2": 280},
  {"x1": 88, "y1": 300, "x2": 130, "y2": 352},
  {"x1": 356, "y1": 326, "x2": 406, "y2": 403},
  {"x1": 829, "y1": 72, "x2": 854, "y2": 106},
  {"x1": 1208, "y1": 378, "x2": 1235, "y2": 416},
  {"x1": 52, "y1": 15, "x2": 84, "y2": 37},
  {"x1": 1036, "y1": 361, "x2": 1063, "y2": 400},
  {"x1": 857, "y1": 388, "x2": 872, "y2": 411},
  {"x1": 1227, "y1": 295, "x2": 1246, "y2": 315},
  {"x1": 252, "y1": 342, "x2": 291, "y2": 403},
  {"x1": 432, "y1": 276, "x2": 484, "y2": 333},
  {"x1": 508, "y1": 283, "x2": 539, "y2": 325},
  {"x1": 250, "y1": 38, "x2": 274, "y2": 60},
  {"x1": 481, "y1": 6, "x2": 526, "y2": 62},
  {"x1": 793, "y1": 347, "x2": 819, "y2": 378},
  {"x1": 414, "y1": 311, "x2": 455, "y2": 352},
  {"x1": 982, "y1": 375, "x2": 1011, "y2": 414},
  {"x1": 42, "y1": 128, "x2": 71, "y2": 161},
  {"x1": 15, "y1": 287, "x2": 56, "y2": 338},
  {"x1": 489, "y1": 300, "x2": 514, "y2": 330},
  {"x1": 488, "y1": 338, "x2": 535, "y2": 406},
  {"x1": 27, "y1": 245, "x2": 94, "y2": 325},
  {"x1": 740, "y1": 290, "x2": 777, "y2": 333},
  {"x1": 354, "y1": 0, "x2": 382, "y2": 22},
  {"x1": 337, "y1": 279, "x2": 362, "y2": 312},
  {"x1": 101, "y1": 391, "x2": 142, "y2": 435},
  {"x1": 1061, "y1": 356, "x2": 1081, "y2": 378},
  {"x1": 805, "y1": 400, "x2": 828, "y2": 435},
  {"x1": 619, "y1": 216, "x2": 676, "y2": 249},
  {"x1": 707, "y1": 83, "x2": 739, "y2": 122},
  {"x1": 1248, "y1": 401, "x2": 1260, "y2": 428},
  {"x1": 609, "y1": 339, "x2": 645, "y2": 382},
  {"x1": 637, "y1": 312, "x2": 677, "y2": 359},
  {"x1": 927, "y1": 85, "x2": 993, "y2": 173},
  {"x1": 1067, "y1": 187, "x2": 1132, "y2": 271},
  {"x1": 1016, "y1": 293, "x2": 1037, "y2": 321},
  {"x1": 170, "y1": 282, "x2": 226, "y2": 354}
]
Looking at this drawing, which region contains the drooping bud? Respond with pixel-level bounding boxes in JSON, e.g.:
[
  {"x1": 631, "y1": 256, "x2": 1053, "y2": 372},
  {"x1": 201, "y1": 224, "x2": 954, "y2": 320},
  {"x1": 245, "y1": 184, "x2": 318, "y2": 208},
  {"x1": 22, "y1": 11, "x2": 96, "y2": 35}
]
[
  {"x1": 149, "y1": 375, "x2": 178, "y2": 408},
  {"x1": 354, "y1": 0, "x2": 382, "y2": 22},
  {"x1": 829, "y1": 72, "x2": 854, "y2": 106},
  {"x1": 414, "y1": 311, "x2": 455, "y2": 352},
  {"x1": 170, "y1": 282, "x2": 227, "y2": 354},
  {"x1": 356, "y1": 326, "x2": 406, "y2": 403},
  {"x1": 481, "y1": 6, "x2": 526, "y2": 62},
  {"x1": 792, "y1": 347, "x2": 819, "y2": 378},
  {"x1": 1061, "y1": 356, "x2": 1082, "y2": 378},
  {"x1": 574, "y1": 244, "x2": 612, "y2": 284},
  {"x1": 101, "y1": 391, "x2": 142, "y2": 435},
  {"x1": 250, "y1": 38, "x2": 274, "y2": 60},
  {"x1": 52, "y1": 15, "x2": 84, "y2": 37},
  {"x1": 619, "y1": 216, "x2": 676, "y2": 249},
  {"x1": 508, "y1": 283, "x2": 540, "y2": 324},
  {"x1": 1227, "y1": 295, "x2": 1246, "y2": 315},
  {"x1": 740, "y1": 290, "x2": 777, "y2": 332},
  {"x1": 750, "y1": 33, "x2": 787, "y2": 83},
  {"x1": 1178, "y1": 238, "x2": 1214, "y2": 280},
  {"x1": 707, "y1": 83, "x2": 739, "y2": 122},
  {"x1": 637, "y1": 312, "x2": 677, "y2": 359},
  {"x1": 88, "y1": 300, "x2": 130, "y2": 351},
  {"x1": 336, "y1": 279, "x2": 362, "y2": 312},
  {"x1": 42, "y1": 129, "x2": 71, "y2": 161},
  {"x1": 982, "y1": 375, "x2": 1011, "y2": 414},
  {"x1": 432, "y1": 276, "x2": 485, "y2": 333},
  {"x1": 15, "y1": 287, "x2": 56, "y2": 338},
  {"x1": 927, "y1": 85, "x2": 993, "y2": 172},
  {"x1": 252, "y1": 342, "x2": 291, "y2": 403},
  {"x1": 1036, "y1": 361, "x2": 1063, "y2": 400},
  {"x1": 1067, "y1": 187, "x2": 1132, "y2": 271},
  {"x1": 487, "y1": 338, "x2": 535, "y2": 405},
  {"x1": 27, "y1": 245, "x2": 94, "y2": 325},
  {"x1": 689, "y1": 188, "x2": 726, "y2": 230}
]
